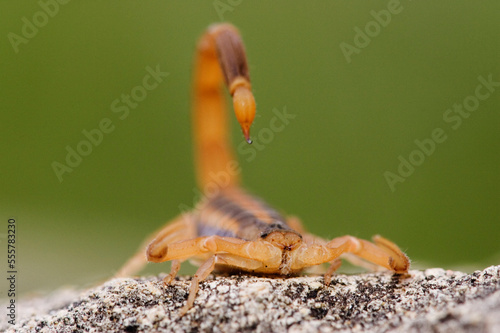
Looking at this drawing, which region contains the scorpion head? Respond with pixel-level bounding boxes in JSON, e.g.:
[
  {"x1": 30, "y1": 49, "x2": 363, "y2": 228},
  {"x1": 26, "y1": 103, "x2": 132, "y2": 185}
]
[{"x1": 261, "y1": 221, "x2": 303, "y2": 251}]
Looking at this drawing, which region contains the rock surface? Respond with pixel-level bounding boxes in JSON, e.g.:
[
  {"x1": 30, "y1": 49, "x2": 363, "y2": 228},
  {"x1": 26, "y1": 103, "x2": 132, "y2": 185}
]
[{"x1": 1, "y1": 266, "x2": 499, "y2": 332}]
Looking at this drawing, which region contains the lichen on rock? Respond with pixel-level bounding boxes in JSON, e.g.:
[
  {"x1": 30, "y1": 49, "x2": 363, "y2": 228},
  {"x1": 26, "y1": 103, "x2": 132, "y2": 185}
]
[{"x1": 2, "y1": 266, "x2": 500, "y2": 332}]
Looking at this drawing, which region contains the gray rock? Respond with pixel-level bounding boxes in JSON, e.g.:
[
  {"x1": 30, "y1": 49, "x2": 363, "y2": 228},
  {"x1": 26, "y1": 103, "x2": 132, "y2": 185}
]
[{"x1": 1, "y1": 266, "x2": 499, "y2": 332}]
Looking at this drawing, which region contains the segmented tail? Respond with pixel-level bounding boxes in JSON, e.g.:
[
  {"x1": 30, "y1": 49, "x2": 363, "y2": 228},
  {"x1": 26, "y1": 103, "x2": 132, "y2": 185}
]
[{"x1": 192, "y1": 24, "x2": 256, "y2": 190}]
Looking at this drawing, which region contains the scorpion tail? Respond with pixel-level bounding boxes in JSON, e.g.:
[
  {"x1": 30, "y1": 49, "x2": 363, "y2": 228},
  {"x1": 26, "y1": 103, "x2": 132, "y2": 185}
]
[{"x1": 192, "y1": 23, "x2": 256, "y2": 190}]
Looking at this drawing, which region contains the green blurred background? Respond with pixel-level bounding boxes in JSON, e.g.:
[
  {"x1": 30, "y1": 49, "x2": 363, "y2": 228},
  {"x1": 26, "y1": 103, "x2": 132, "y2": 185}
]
[{"x1": 1, "y1": 1, "x2": 499, "y2": 296}]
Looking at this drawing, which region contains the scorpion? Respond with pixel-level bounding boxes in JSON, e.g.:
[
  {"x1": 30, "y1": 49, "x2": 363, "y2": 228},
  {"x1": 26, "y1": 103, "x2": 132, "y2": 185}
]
[{"x1": 115, "y1": 23, "x2": 410, "y2": 316}]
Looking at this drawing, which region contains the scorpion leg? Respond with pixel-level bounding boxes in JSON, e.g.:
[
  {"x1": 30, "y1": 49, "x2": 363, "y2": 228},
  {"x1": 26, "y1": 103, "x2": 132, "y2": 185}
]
[
  {"x1": 178, "y1": 253, "x2": 267, "y2": 316},
  {"x1": 297, "y1": 234, "x2": 409, "y2": 283},
  {"x1": 323, "y1": 235, "x2": 409, "y2": 283},
  {"x1": 163, "y1": 259, "x2": 181, "y2": 285},
  {"x1": 115, "y1": 213, "x2": 195, "y2": 278},
  {"x1": 178, "y1": 255, "x2": 217, "y2": 316}
]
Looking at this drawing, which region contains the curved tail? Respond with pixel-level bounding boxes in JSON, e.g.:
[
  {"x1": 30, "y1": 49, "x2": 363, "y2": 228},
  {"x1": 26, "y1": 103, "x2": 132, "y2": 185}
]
[{"x1": 192, "y1": 24, "x2": 256, "y2": 190}]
